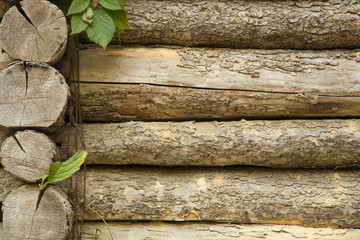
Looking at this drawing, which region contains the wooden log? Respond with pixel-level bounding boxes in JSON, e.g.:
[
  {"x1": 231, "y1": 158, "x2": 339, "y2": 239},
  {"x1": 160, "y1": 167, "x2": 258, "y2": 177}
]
[
  {"x1": 1, "y1": 130, "x2": 58, "y2": 182},
  {"x1": 80, "y1": 0, "x2": 360, "y2": 50},
  {"x1": 79, "y1": 47, "x2": 360, "y2": 120},
  {"x1": 0, "y1": 0, "x2": 13, "y2": 19},
  {"x1": 0, "y1": 168, "x2": 23, "y2": 202},
  {"x1": 2, "y1": 185, "x2": 73, "y2": 240},
  {"x1": 80, "y1": 166, "x2": 360, "y2": 228},
  {"x1": 0, "y1": 42, "x2": 12, "y2": 70},
  {"x1": 81, "y1": 222, "x2": 360, "y2": 240},
  {"x1": 0, "y1": 0, "x2": 68, "y2": 64},
  {"x1": 52, "y1": 119, "x2": 360, "y2": 168},
  {"x1": 0, "y1": 61, "x2": 70, "y2": 131}
]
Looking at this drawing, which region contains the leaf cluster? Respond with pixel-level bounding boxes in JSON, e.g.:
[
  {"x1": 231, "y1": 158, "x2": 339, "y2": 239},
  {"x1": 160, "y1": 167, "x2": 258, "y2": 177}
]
[
  {"x1": 39, "y1": 150, "x2": 87, "y2": 190},
  {"x1": 68, "y1": 0, "x2": 131, "y2": 49}
]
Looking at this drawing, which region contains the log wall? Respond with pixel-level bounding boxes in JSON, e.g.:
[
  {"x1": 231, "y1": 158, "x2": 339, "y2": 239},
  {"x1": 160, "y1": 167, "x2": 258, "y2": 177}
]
[{"x1": 80, "y1": 0, "x2": 360, "y2": 49}]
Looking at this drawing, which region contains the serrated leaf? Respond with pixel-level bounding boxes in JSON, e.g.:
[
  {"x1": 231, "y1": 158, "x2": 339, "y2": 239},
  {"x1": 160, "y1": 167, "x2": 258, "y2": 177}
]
[
  {"x1": 105, "y1": 9, "x2": 132, "y2": 32},
  {"x1": 86, "y1": 9, "x2": 116, "y2": 49},
  {"x1": 71, "y1": 13, "x2": 89, "y2": 34},
  {"x1": 67, "y1": 0, "x2": 90, "y2": 15},
  {"x1": 99, "y1": 0, "x2": 122, "y2": 10},
  {"x1": 46, "y1": 150, "x2": 87, "y2": 184}
]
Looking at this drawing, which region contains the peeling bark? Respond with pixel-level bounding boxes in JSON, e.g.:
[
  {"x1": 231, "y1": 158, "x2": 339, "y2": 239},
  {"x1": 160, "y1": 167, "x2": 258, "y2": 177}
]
[
  {"x1": 81, "y1": 222, "x2": 360, "y2": 240},
  {"x1": 52, "y1": 120, "x2": 360, "y2": 168},
  {"x1": 80, "y1": 0, "x2": 360, "y2": 49},
  {"x1": 79, "y1": 166, "x2": 360, "y2": 228}
]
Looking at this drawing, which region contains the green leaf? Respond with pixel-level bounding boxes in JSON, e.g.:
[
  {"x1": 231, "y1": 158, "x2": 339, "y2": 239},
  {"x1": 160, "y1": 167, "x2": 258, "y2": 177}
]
[
  {"x1": 46, "y1": 150, "x2": 87, "y2": 184},
  {"x1": 71, "y1": 13, "x2": 89, "y2": 34},
  {"x1": 86, "y1": 9, "x2": 116, "y2": 49},
  {"x1": 67, "y1": 0, "x2": 90, "y2": 15},
  {"x1": 99, "y1": 0, "x2": 122, "y2": 10},
  {"x1": 119, "y1": 0, "x2": 127, "y2": 8},
  {"x1": 105, "y1": 9, "x2": 132, "y2": 32}
]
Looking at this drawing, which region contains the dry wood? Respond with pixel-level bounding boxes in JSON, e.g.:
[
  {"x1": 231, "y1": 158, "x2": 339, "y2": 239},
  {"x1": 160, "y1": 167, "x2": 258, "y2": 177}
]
[
  {"x1": 1, "y1": 130, "x2": 58, "y2": 182},
  {"x1": 80, "y1": 0, "x2": 360, "y2": 49},
  {"x1": 0, "y1": 42, "x2": 12, "y2": 70},
  {"x1": 0, "y1": 61, "x2": 69, "y2": 131},
  {"x1": 52, "y1": 119, "x2": 360, "y2": 168},
  {"x1": 0, "y1": 0, "x2": 13, "y2": 19},
  {"x1": 81, "y1": 222, "x2": 360, "y2": 240},
  {"x1": 79, "y1": 166, "x2": 360, "y2": 228},
  {"x1": 80, "y1": 47, "x2": 360, "y2": 93},
  {"x1": 0, "y1": 0, "x2": 67, "y2": 64},
  {"x1": 0, "y1": 168, "x2": 23, "y2": 202},
  {"x1": 2, "y1": 185, "x2": 73, "y2": 240}
]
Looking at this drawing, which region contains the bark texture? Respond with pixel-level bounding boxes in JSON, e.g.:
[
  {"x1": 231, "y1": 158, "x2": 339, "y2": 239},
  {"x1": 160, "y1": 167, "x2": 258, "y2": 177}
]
[
  {"x1": 80, "y1": 166, "x2": 360, "y2": 228},
  {"x1": 79, "y1": 47, "x2": 360, "y2": 120},
  {"x1": 0, "y1": 61, "x2": 69, "y2": 131},
  {"x1": 80, "y1": 83, "x2": 360, "y2": 121},
  {"x1": 80, "y1": 47, "x2": 360, "y2": 93},
  {"x1": 1, "y1": 130, "x2": 58, "y2": 182},
  {"x1": 52, "y1": 120, "x2": 360, "y2": 168},
  {"x1": 80, "y1": 0, "x2": 360, "y2": 49},
  {"x1": 0, "y1": 168, "x2": 23, "y2": 202},
  {"x1": 81, "y1": 222, "x2": 360, "y2": 240},
  {"x1": 0, "y1": 0, "x2": 67, "y2": 64},
  {"x1": 2, "y1": 185, "x2": 73, "y2": 240}
]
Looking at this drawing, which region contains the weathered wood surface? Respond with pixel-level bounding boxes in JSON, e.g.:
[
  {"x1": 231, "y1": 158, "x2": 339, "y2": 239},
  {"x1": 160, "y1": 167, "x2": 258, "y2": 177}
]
[
  {"x1": 0, "y1": 0, "x2": 68, "y2": 64},
  {"x1": 80, "y1": 47, "x2": 360, "y2": 92},
  {"x1": 79, "y1": 0, "x2": 360, "y2": 49},
  {"x1": 52, "y1": 120, "x2": 360, "y2": 168},
  {"x1": 80, "y1": 166, "x2": 360, "y2": 228},
  {"x1": 0, "y1": 61, "x2": 69, "y2": 131},
  {"x1": 0, "y1": 0, "x2": 13, "y2": 19},
  {"x1": 80, "y1": 82, "x2": 360, "y2": 121},
  {"x1": 81, "y1": 222, "x2": 360, "y2": 240},
  {"x1": 79, "y1": 47, "x2": 360, "y2": 120},
  {"x1": 0, "y1": 168, "x2": 23, "y2": 202},
  {"x1": 3, "y1": 185, "x2": 73, "y2": 240},
  {"x1": 1, "y1": 130, "x2": 57, "y2": 182},
  {"x1": 0, "y1": 42, "x2": 11, "y2": 70}
]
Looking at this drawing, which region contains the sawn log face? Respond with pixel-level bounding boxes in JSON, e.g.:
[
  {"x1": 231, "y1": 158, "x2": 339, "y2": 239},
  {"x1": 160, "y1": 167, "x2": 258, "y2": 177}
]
[
  {"x1": 52, "y1": 120, "x2": 360, "y2": 168},
  {"x1": 80, "y1": 166, "x2": 360, "y2": 228}
]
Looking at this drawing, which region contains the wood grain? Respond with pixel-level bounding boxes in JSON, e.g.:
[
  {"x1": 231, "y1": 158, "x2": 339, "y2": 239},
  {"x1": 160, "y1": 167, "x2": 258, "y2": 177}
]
[
  {"x1": 81, "y1": 222, "x2": 360, "y2": 240},
  {"x1": 0, "y1": 168, "x2": 23, "y2": 202},
  {"x1": 52, "y1": 120, "x2": 360, "y2": 168},
  {"x1": 0, "y1": 0, "x2": 68, "y2": 64},
  {"x1": 79, "y1": 166, "x2": 360, "y2": 228}
]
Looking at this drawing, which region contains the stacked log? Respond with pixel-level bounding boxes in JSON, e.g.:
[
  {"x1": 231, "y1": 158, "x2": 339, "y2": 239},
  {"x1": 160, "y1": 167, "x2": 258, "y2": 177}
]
[{"x1": 0, "y1": 1, "x2": 73, "y2": 239}]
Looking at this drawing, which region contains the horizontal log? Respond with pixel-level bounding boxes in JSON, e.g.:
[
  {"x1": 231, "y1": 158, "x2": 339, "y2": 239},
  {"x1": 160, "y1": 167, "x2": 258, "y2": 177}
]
[
  {"x1": 80, "y1": 82, "x2": 360, "y2": 121},
  {"x1": 79, "y1": 47, "x2": 360, "y2": 120},
  {"x1": 80, "y1": 166, "x2": 360, "y2": 228},
  {"x1": 81, "y1": 222, "x2": 360, "y2": 240},
  {"x1": 80, "y1": 0, "x2": 360, "y2": 49},
  {"x1": 51, "y1": 120, "x2": 360, "y2": 168}
]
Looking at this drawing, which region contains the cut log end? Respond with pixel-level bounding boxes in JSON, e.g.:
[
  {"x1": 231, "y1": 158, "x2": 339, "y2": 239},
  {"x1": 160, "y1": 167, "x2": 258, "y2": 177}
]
[
  {"x1": 0, "y1": 61, "x2": 69, "y2": 131},
  {"x1": 2, "y1": 185, "x2": 73, "y2": 240},
  {"x1": 0, "y1": 0, "x2": 67, "y2": 64},
  {"x1": 1, "y1": 130, "x2": 58, "y2": 182}
]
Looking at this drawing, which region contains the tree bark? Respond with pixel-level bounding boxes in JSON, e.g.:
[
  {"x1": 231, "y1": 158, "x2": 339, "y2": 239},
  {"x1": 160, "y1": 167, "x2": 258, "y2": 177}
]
[
  {"x1": 79, "y1": 166, "x2": 360, "y2": 228},
  {"x1": 0, "y1": 0, "x2": 68, "y2": 64},
  {"x1": 1, "y1": 130, "x2": 58, "y2": 183},
  {"x1": 79, "y1": 47, "x2": 360, "y2": 120},
  {"x1": 0, "y1": 168, "x2": 23, "y2": 202},
  {"x1": 81, "y1": 222, "x2": 360, "y2": 240},
  {"x1": 52, "y1": 120, "x2": 360, "y2": 168},
  {"x1": 0, "y1": 61, "x2": 69, "y2": 131},
  {"x1": 79, "y1": 0, "x2": 360, "y2": 50},
  {"x1": 2, "y1": 185, "x2": 73, "y2": 240}
]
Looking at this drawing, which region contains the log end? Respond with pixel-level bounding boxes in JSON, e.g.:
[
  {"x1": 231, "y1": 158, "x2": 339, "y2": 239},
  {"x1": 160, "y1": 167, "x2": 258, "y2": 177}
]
[
  {"x1": 0, "y1": 0, "x2": 68, "y2": 64},
  {"x1": 1, "y1": 130, "x2": 58, "y2": 182},
  {"x1": 2, "y1": 185, "x2": 73, "y2": 240}
]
